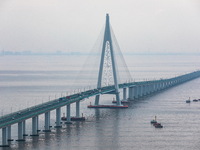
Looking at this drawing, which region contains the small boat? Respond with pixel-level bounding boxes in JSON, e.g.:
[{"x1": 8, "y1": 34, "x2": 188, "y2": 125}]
[
  {"x1": 150, "y1": 116, "x2": 157, "y2": 124},
  {"x1": 186, "y1": 97, "x2": 191, "y2": 103},
  {"x1": 61, "y1": 113, "x2": 67, "y2": 121},
  {"x1": 186, "y1": 100, "x2": 190, "y2": 103},
  {"x1": 154, "y1": 123, "x2": 163, "y2": 128},
  {"x1": 61, "y1": 113, "x2": 86, "y2": 121},
  {"x1": 71, "y1": 117, "x2": 85, "y2": 121}
]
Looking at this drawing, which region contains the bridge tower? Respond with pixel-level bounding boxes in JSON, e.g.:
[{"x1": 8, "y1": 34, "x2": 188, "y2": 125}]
[{"x1": 94, "y1": 14, "x2": 122, "y2": 106}]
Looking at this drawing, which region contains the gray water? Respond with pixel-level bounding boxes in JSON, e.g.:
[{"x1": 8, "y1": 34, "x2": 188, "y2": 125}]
[{"x1": 1, "y1": 54, "x2": 200, "y2": 150}]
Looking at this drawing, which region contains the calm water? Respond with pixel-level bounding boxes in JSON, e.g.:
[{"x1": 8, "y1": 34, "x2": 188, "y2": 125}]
[{"x1": 1, "y1": 54, "x2": 200, "y2": 150}]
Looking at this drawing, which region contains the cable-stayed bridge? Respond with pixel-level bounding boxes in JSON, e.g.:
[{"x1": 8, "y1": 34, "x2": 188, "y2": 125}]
[{"x1": 1, "y1": 14, "x2": 200, "y2": 147}]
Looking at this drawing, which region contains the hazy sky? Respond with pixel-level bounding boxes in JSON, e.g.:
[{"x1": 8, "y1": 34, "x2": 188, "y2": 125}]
[{"x1": 0, "y1": 0, "x2": 200, "y2": 53}]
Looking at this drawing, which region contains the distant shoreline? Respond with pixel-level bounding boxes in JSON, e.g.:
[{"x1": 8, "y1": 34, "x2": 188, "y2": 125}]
[{"x1": 0, "y1": 52, "x2": 199, "y2": 56}]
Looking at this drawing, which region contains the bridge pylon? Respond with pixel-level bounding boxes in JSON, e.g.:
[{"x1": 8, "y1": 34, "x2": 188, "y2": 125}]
[{"x1": 94, "y1": 14, "x2": 122, "y2": 106}]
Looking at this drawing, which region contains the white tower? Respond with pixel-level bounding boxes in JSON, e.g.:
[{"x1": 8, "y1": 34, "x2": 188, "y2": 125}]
[{"x1": 95, "y1": 14, "x2": 122, "y2": 106}]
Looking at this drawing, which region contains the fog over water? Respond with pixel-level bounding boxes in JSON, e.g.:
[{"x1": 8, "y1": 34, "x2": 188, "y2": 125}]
[{"x1": 0, "y1": 0, "x2": 200, "y2": 53}]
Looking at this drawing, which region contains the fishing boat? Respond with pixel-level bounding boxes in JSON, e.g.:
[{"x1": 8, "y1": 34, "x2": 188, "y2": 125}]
[
  {"x1": 193, "y1": 99, "x2": 198, "y2": 102},
  {"x1": 150, "y1": 116, "x2": 157, "y2": 124},
  {"x1": 154, "y1": 123, "x2": 163, "y2": 128},
  {"x1": 61, "y1": 113, "x2": 67, "y2": 121},
  {"x1": 186, "y1": 97, "x2": 191, "y2": 103}
]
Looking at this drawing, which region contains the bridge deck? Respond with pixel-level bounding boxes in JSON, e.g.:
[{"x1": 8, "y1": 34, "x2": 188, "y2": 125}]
[{"x1": 0, "y1": 71, "x2": 200, "y2": 129}]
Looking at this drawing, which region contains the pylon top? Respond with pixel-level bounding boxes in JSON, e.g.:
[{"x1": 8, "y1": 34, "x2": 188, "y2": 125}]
[
  {"x1": 106, "y1": 14, "x2": 110, "y2": 26},
  {"x1": 106, "y1": 13, "x2": 109, "y2": 19}
]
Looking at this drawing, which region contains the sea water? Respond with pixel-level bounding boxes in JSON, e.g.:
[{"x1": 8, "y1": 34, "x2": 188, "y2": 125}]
[{"x1": 0, "y1": 54, "x2": 200, "y2": 150}]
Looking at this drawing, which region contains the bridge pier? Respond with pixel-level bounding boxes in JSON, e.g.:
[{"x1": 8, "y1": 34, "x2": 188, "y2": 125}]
[
  {"x1": 151, "y1": 83, "x2": 156, "y2": 93},
  {"x1": 128, "y1": 87, "x2": 133, "y2": 100},
  {"x1": 7, "y1": 125, "x2": 13, "y2": 141},
  {"x1": 66, "y1": 104, "x2": 72, "y2": 124},
  {"x1": 55, "y1": 107, "x2": 62, "y2": 128},
  {"x1": 140, "y1": 85, "x2": 143, "y2": 97},
  {"x1": 158, "y1": 82, "x2": 162, "y2": 91},
  {"x1": 148, "y1": 84, "x2": 151, "y2": 95},
  {"x1": 145, "y1": 84, "x2": 149, "y2": 95},
  {"x1": 151, "y1": 84, "x2": 154, "y2": 92},
  {"x1": 16, "y1": 121, "x2": 25, "y2": 141},
  {"x1": 160, "y1": 82, "x2": 163, "y2": 91},
  {"x1": 31, "y1": 116, "x2": 39, "y2": 136},
  {"x1": 141, "y1": 85, "x2": 144, "y2": 96},
  {"x1": 36, "y1": 116, "x2": 40, "y2": 131},
  {"x1": 163, "y1": 82, "x2": 167, "y2": 89},
  {"x1": 167, "y1": 81, "x2": 169, "y2": 88},
  {"x1": 43, "y1": 111, "x2": 51, "y2": 132},
  {"x1": 149, "y1": 84, "x2": 152, "y2": 93},
  {"x1": 143, "y1": 85, "x2": 147, "y2": 96},
  {"x1": 76, "y1": 101, "x2": 80, "y2": 118},
  {"x1": 95, "y1": 95, "x2": 100, "y2": 105},
  {"x1": 132, "y1": 87, "x2": 136, "y2": 99},
  {"x1": 0, "y1": 127, "x2": 9, "y2": 147},
  {"x1": 123, "y1": 88, "x2": 127, "y2": 101},
  {"x1": 137, "y1": 86, "x2": 141, "y2": 98},
  {"x1": 154, "y1": 83, "x2": 158, "y2": 91},
  {"x1": 23, "y1": 120, "x2": 28, "y2": 136},
  {"x1": 134, "y1": 86, "x2": 139, "y2": 99}
]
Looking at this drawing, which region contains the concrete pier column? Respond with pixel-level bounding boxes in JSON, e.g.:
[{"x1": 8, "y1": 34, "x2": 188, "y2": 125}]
[
  {"x1": 43, "y1": 111, "x2": 51, "y2": 132},
  {"x1": 140, "y1": 86, "x2": 143, "y2": 97},
  {"x1": 16, "y1": 121, "x2": 25, "y2": 141},
  {"x1": 131, "y1": 86, "x2": 135, "y2": 99},
  {"x1": 142, "y1": 85, "x2": 146, "y2": 96},
  {"x1": 169, "y1": 80, "x2": 172, "y2": 87},
  {"x1": 149, "y1": 84, "x2": 152, "y2": 94},
  {"x1": 155, "y1": 83, "x2": 158, "y2": 91},
  {"x1": 23, "y1": 120, "x2": 28, "y2": 136},
  {"x1": 145, "y1": 84, "x2": 148, "y2": 95},
  {"x1": 134, "y1": 86, "x2": 138, "y2": 99},
  {"x1": 154, "y1": 83, "x2": 157, "y2": 91},
  {"x1": 150, "y1": 83, "x2": 153, "y2": 93},
  {"x1": 128, "y1": 87, "x2": 132, "y2": 100},
  {"x1": 147, "y1": 85, "x2": 150, "y2": 94},
  {"x1": 138, "y1": 86, "x2": 141, "y2": 98},
  {"x1": 55, "y1": 107, "x2": 62, "y2": 128},
  {"x1": 36, "y1": 115, "x2": 39, "y2": 131},
  {"x1": 158, "y1": 83, "x2": 161, "y2": 90},
  {"x1": 146, "y1": 85, "x2": 149, "y2": 95},
  {"x1": 7, "y1": 125, "x2": 13, "y2": 141},
  {"x1": 161, "y1": 82, "x2": 165, "y2": 90},
  {"x1": 159, "y1": 83, "x2": 161, "y2": 90},
  {"x1": 148, "y1": 84, "x2": 152, "y2": 94},
  {"x1": 123, "y1": 88, "x2": 127, "y2": 100},
  {"x1": 137, "y1": 86, "x2": 141, "y2": 98},
  {"x1": 166, "y1": 81, "x2": 169, "y2": 88},
  {"x1": 171, "y1": 80, "x2": 173, "y2": 86},
  {"x1": 66, "y1": 104, "x2": 72, "y2": 124},
  {"x1": 151, "y1": 84, "x2": 155, "y2": 93},
  {"x1": 172, "y1": 80, "x2": 175, "y2": 86},
  {"x1": 76, "y1": 101, "x2": 80, "y2": 118},
  {"x1": 31, "y1": 116, "x2": 39, "y2": 136},
  {"x1": 163, "y1": 82, "x2": 165, "y2": 88},
  {"x1": 0, "y1": 127, "x2": 9, "y2": 147},
  {"x1": 143, "y1": 85, "x2": 146, "y2": 96},
  {"x1": 145, "y1": 85, "x2": 148, "y2": 95}
]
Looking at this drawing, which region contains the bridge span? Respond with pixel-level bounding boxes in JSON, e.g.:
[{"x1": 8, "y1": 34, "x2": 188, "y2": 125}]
[{"x1": 1, "y1": 70, "x2": 200, "y2": 146}]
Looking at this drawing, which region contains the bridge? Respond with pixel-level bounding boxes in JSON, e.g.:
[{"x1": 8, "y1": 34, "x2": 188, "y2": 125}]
[{"x1": 1, "y1": 14, "x2": 200, "y2": 147}]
